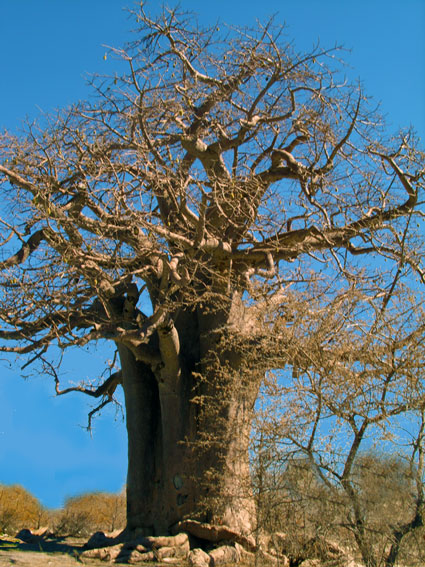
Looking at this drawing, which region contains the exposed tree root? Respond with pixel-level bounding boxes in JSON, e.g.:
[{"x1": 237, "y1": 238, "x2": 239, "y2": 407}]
[
  {"x1": 80, "y1": 522, "x2": 257, "y2": 564},
  {"x1": 13, "y1": 525, "x2": 357, "y2": 566},
  {"x1": 172, "y1": 519, "x2": 257, "y2": 552}
]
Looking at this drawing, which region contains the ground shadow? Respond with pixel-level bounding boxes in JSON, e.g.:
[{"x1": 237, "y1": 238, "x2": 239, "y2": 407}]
[{"x1": 0, "y1": 535, "x2": 84, "y2": 556}]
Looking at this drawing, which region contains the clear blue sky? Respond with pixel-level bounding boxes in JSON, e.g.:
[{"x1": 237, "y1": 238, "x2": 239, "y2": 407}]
[{"x1": 0, "y1": 0, "x2": 424, "y2": 510}]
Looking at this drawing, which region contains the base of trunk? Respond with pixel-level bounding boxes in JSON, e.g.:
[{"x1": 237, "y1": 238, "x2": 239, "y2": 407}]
[
  {"x1": 120, "y1": 344, "x2": 257, "y2": 537},
  {"x1": 82, "y1": 523, "x2": 352, "y2": 566},
  {"x1": 82, "y1": 520, "x2": 257, "y2": 564}
]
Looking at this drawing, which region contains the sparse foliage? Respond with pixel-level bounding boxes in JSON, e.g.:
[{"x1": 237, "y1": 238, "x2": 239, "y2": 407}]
[
  {"x1": 252, "y1": 287, "x2": 425, "y2": 567},
  {"x1": 0, "y1": 4, "x2": 424, "y2": 535}
]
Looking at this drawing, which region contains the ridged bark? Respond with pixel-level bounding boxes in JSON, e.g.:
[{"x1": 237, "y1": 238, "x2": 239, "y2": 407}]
[{"x1": 120, "y1": 303, "x2": 259, "y2": 536}]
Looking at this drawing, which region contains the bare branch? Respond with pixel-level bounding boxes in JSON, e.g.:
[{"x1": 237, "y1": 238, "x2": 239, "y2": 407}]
[
  {"x1": 0, "y1": 230, "x2": 45, "y2": 268},
  {"x1": 55, "y1": 370, "x2": 122, "y2": 399}
]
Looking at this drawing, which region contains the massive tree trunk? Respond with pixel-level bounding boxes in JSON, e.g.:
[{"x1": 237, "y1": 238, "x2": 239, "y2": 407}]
[{"x1": 119, "y1": 300, "x2": 260, "y2": 537}]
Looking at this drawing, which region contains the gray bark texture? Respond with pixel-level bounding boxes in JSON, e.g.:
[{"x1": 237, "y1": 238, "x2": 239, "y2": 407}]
[{"x1": 120, "y1": 299, "x2": 259, "y2": 536}]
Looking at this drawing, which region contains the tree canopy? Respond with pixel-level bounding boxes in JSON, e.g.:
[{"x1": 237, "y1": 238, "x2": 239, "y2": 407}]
[
  {"x1": 1, "y1": 7, "x2": 423, "y2": 361},
  {"x1": 0, "y1": 4, "x2": 424, "y2": 538}
]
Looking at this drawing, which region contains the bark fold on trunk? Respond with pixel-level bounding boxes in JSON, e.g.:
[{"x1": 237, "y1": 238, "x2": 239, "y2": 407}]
[{"x1": 119, "y1": 299, "x2": 261, "y2": 537}]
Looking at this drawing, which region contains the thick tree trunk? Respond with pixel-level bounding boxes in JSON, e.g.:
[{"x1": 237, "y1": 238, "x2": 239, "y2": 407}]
[
  {"x1": 119, "y1": 304, "x2": 259, "y2": 537},
  {"x1": 118, "y1": 344, "x2": 163, "y2": 535}
]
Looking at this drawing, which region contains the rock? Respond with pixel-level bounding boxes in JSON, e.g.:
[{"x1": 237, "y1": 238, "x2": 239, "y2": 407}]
[
  {"x1": 85, "y1": 531, "x2": 111, "y2": 549},
  {"x1": 123, "y1": 542, "x2": 149, "y2": 553},
  {"x1": 143, "y1": 531, "x2": 189, "y2": 550},
  {"x1": 80, "y1": 543, "x2": 124, "y2": 561},
  {"x1": 31, "y1": 527, "x2": 52, "y2": 538},
  {"x1": 120, "y1": 533, "x2": 190, "y2": 563},
  {"x1": 299, "y1": 560, "x2": 322, "y2": 567},
  {"x1": 82, "y1": 531, "x2": 190, "y2": 562},
  {"x1": 189, "y1": 547, "x2": 211, "y2": 567},
  {"x1": 155, "y1": 543, "x2": 190, "y2": 561},
  {"x1": 127, "y1": 550, "x2": 156, "y2": 563},
  {"x1": 209, "y1": 544, "x2": 241, "y2": 566},
  {"x1": 15, "y1": 528, "x2": 51, "y2": 543},
  {"x1": 15, "y1": 529, "x2": 34, "y2": 543},
  {"x1": 255, "y1": 548, "x2": 289, "y2": 566},
  {"x1": 84, "y1": 529, "x2": 124, "y2": 549},
  {"x1": 235, "y1": 542, "x2": 255, "y2": 565},
  {"x1": 174, "y1": 519, "x2": 256, "y2": 551}
]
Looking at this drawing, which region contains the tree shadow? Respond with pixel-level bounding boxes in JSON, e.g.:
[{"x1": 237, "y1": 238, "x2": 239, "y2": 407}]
[{"x1": 0, "y1": 535, "x2": 85, "y2": 557}]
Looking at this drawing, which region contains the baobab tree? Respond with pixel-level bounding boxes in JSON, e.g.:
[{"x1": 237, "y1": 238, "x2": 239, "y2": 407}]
[{"x1": 0, "y1": 6, "x2": 423, "y2": 537}]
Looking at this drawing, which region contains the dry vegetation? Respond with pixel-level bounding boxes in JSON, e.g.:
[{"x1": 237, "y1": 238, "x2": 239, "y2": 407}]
[
  {"x1": 0, "y1": 484, "x2": 48, "y2": 534},
  {"x1": 1, "y1": 462, "x2": 423, "y2": 567},
  {"x1": 0, "y1": 485, "x2": 125, "y2": 537},
  {"x1": 253, "y1": 453, "x2": 425, "y2": 567},
  {"x1": 251, "y1": 288, "x2": 425, "y2": 567}
]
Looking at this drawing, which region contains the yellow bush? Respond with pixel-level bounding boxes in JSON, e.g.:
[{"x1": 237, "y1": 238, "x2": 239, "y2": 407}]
[
  {"x1": 54, "y1": 490, "x2": 126, "y2": 536},
  {"x1": 0, "y1": 484, "x2": 46, "y2": 534}
]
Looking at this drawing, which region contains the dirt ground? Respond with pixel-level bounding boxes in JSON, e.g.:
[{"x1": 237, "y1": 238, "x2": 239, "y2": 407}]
[{"x1": 0, "y1": 535, "x2": 110, "y2": 567}]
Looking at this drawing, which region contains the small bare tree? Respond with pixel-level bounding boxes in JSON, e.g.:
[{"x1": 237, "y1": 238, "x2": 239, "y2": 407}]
[
  {"x1": 0, "y1": 5, "x2": 423, "y2": 537},
  {"x1": 253, "y1": 287, "x2": 425, "y2": 566}
]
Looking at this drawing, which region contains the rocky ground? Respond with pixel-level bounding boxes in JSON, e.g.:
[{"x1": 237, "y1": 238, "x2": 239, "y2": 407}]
[
  {"x1": 0, "y1": 533, "x2": 101, "y2": 566},
  {"x1": 0, "y1": 525, "x2": 363, "y2": 567}
]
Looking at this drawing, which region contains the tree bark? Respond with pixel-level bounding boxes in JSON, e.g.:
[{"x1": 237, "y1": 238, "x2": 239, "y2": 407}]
[
  {"x1": 119, "y1": 302, "x2": 259, "y2": 537},
  {"x1": 118, "y1": 344, "x2": 162, "y2": 535}
]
